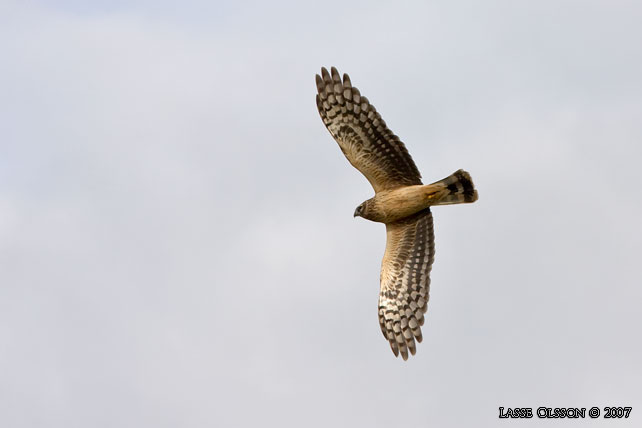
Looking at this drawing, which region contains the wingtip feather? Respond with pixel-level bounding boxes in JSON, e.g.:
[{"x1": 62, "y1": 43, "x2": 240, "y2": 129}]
[
  {"x1": 330, "y1": 66, "x2": 340, "y2": 82},
  {"x1": 321, "y1": 67, "x2": 331, "y2": 84}
]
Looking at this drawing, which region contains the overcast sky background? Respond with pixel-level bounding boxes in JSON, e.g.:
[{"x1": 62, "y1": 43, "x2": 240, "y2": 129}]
[{"x1": 1, "y1": 0, "x2": 641, "y2": 426}]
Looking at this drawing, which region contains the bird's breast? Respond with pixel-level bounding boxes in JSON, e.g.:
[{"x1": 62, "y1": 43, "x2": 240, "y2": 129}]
[{"x1": 374, "y1": 186, "x2": 434, "y2": 223}]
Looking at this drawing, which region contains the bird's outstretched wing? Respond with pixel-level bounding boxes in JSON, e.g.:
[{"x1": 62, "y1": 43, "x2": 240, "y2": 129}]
[
  {"x1": 379, "y1": 208, "x2": 435, "y2": 360},
  {"x1": 315, "y1": 67, "x2": 422, "y2": 193}
]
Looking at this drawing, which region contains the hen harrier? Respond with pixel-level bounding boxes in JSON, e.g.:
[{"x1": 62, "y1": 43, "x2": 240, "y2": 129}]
[{"x1": 315, "y1": 67, "x2": 478, "y2": 360}]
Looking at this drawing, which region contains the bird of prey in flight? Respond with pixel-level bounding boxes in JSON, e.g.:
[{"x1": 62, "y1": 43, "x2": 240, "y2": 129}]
[{"x1": 315, "y1": 67, "x2": 478, "y2": 360}]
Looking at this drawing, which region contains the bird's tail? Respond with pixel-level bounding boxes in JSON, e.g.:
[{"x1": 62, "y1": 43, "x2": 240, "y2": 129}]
[{"x1": 424, "y1": 169, "x2": 478, "y2": 206}]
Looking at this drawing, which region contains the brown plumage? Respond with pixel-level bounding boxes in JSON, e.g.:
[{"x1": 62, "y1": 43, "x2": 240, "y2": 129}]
[{"x1": 316, "y1": 67, "x2": 479, "y2": 360}]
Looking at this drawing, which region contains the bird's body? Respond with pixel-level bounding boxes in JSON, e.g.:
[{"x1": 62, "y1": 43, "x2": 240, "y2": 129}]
[
  {"x1": 315, "y1": 67, "x2": 478, "y2": 360},
  {"x1": 357, "y1": 170, "x2": 477, "y2": 223},
  {"x1": 358, "y1": 185, "x2": 434, "y2": 223}
]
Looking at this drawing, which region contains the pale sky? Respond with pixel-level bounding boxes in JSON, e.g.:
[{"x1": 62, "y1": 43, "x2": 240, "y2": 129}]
[{"x1": 1, "y1": 1, "x2": 641, "y2": 427}]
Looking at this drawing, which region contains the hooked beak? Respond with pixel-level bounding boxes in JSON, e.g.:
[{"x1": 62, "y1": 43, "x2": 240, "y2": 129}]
[{"x1": 353, "y1": 207, "x2": 360, "y2": 218}]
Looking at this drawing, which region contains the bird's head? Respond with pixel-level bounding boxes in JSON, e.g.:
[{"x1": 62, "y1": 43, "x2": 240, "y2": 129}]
[
  {"x1": 354, "y1": 199, "x2": 378, "y2": 221},
  {"x1": 353, "y1": 203, "x2": 365, "y2": 218}
]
